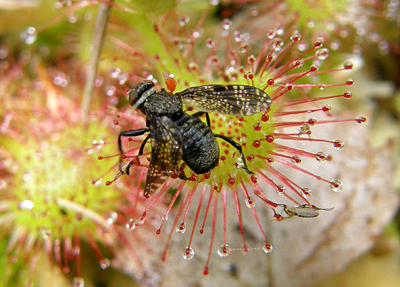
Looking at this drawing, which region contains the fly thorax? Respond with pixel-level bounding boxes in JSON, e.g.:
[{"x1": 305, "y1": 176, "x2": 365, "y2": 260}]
[{"x1": 144, "y1": 90, "x2": 183, "y2": 116}]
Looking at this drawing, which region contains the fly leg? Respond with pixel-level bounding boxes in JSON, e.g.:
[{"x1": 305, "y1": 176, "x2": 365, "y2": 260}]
[
  {"x1": 118, "y1": 128, "x2": 149, "y2": 174},
  {"x1": 192, "y1": 112, "x2": 253, "y2": 174}
]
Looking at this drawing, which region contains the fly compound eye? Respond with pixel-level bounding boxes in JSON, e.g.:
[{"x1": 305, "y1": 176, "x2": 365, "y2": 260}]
[{"x1": 128, "y1": 89, "x2": 139, "y2": 106}]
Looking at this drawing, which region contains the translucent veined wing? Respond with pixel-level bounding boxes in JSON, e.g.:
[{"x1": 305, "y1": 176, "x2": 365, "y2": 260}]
[
  {"x1": 176, "y1": 84, "x2": 272, "y2": 116},
  {"x1": 144, "y1": 116, "x2": 183, "y2": 197}
]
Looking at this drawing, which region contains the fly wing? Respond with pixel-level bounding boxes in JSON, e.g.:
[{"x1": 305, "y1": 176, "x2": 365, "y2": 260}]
[
  {"x1": 144, "y1": 116, "x2": 183, "y2": 197},
  {"x1": 177, "y1": 85, "x2": 272, "y2": 116}
]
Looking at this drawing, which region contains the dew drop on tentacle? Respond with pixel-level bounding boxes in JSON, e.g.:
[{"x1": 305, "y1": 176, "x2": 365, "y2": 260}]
[
  {"x1": 276, "y1": 185, "x2": 286, "y2": 195},
  {"x1": 245, "y1": 196, "x2": 256, "y2": 208},
  {"x1": 183, "y1": 247, "x2": 195, "y2": 260},
  {"x1": 72, "y1": 277, "x2": 85, "y2": 287},
  {"x1": 315, "y1": 151, "x2": 328, "y2": 162},
  {"x1": 176, "y1": 221, "x2": 186, "y2": 234},
  {"x1": 301, "y1": 187, "x2": 311, "y2": 198},
  {"x1": 135, "y1": 211, "x2": 147, "y2": 226},
  {"x1": 20, "y1": 27, "x2": 37, "y2": 44},
  {"x1": 262, "y1": 243, "x2": 273, "y2": 254},
  {"x1": 343, "y1": 61, "x2": 353, "y2": 70},
  {"x1": 330, "y1": 179, "x2": 343, "y2": 192},
  {"x1": 316, "y1": 48, "x2": 329, "y2": 60},
  {"x1": 99, "y1": 258, "x2": 110, "y2": 269},
  {"x1": 217, "y1": 244, "x2": 231, "y2": 257},
  {"x1": 291, "y1": 155, "x2": 301, "y2": 164},
  {"x1": 126, "y1": 219, "x2": 135, "y2": 230},
  {"x1": 333, "y1": 140, "x2": 345, "y2": 150},
  {"x1": 356, "y1": 117, "x2": 367, "y2": 123}
]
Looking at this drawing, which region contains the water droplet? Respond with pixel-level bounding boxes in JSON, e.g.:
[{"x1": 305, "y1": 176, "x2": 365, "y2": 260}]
[
  {"x1": 333, "y1": 140, "x2": 345, "y2": 150},
  {"x1": 41, "y1": 228, "x2": 51, "y2": 239},
  {"x1": 315, "y1": 152, "x2": 328, "y2": 162},
  {"x1": 330, "y1": 179, "x2": 343, "y2": 192},
  {"x1": 316, "y1": 48, "x2": 329, "y2": 60},
  {"x1": 72, "y1": 246, "x2": 80, "y2": 256},
  {"x1": 265, "y1": 135, "x2": 274, "y2": 143},
  {"x1": 250, "y1": 7, "x2": 259, "y2": 16},
  {"x1": 340, "y1": 29, "x2": 349, "y2": 38},
  {"x1": 0, "y1": 47, "x2": 8, "y2": 59},
  {"x1": 69, "y1": 14, "x2": 78, "y2": 23},
  {"x1": 18, "y1": 200, "x2": 34, "y2": 210},
  {"x1": 22, "y1": 171, "x2": 31, "y2": 181},
  {"x1": 252, "y1": 140, "x2": 261, "y2": 148},
  {"x1": 118, "y1": 73, "x2": 128, "y2": 85},
  {"x1": 245, "y1": 196, "x2": 255, "y2": 208},
  {"x1": 179, "y1": 16, "x2": 189, "y2": 27},
  {"x1": 276, "y1": 185, "x2": 286, "y2": 195},
  {"x1": 272, "y1": 38, "x2": 283, "y2": 51},
  {"x1": 222, "y1": 19, "x2": 232, "y2": 30},
  {"x1": 297, "y1": 41, "x2": 307, "y2": 51},
  {"x1": 206, "y1": 38, "x2": 214, "y2": 48},
  {"x1": 126, "y1": 219, "x2": 135, "y2": 230},
  {"x1": 290, "y1": 34, "x2": 301, "y2": 42},
  {"x1": 267, "y1": 30, "x2": 276, "y2": 39},
  {"x1": 291, "y1": 155, "x2": 301, "y2": 164},
  {"x1": 106, "y1": 86, "x2": 116, "y2": 96},
  {"x1": 262, "y1": 243, "x2": 273, "y2": 253},
  {"x1": 356, "y1": 117, "x2": 366, "y2": 123},
  {"x1": 0, "y1": 180, "x2": 6, "y2": 190},
  {"x1": 176, "y1": 221, "x2": 186, "y2": 234},
  {"x1": 183, "y1": 247, "x2": 194, "y2": 260},
  {"x1": 106, "y1": 212, "x2": 118, "y2": 225},
  {"x1": 247, "y1": 55, "x2": 256, "y2": 64},
  {"x1": 72, "y1": 277, "x2": 85, "y2": 287},
  {"x1": 344, "y1": 61, "x2": 353, "y2": 70},
  {"x1": 20, "y1": 27, "x2": 37, "y2": 44},
  {"x1": 301, "y1": 188, "x2": 311, "y2": 198},
  {"x1": 217, "y1": 244, "x2": 231, "y2": 257},
  {"x1": 253, "y1": 122, "x2": 261, "y2": 131},
  {"x1": 99, "y1": 258, "x2": 110, "y2": 269},
  {"x1": 346, "y1": 79, "x2": 354, "y2": 86},
  {"x1": 192, "y1": 30, "x2": 201, "y2": 38},
  {"x1": 135, "y1": 212, "x2": 147, "y2": 226},
  {"x1": 228, "y1": 177, "x2": 235, "y2": 186}
]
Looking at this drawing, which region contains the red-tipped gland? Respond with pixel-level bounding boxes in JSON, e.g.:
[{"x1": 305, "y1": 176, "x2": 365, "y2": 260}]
[
  {"x1": 290, "y1": 34, "x2": 301, "y2": 42},
  {"x1": 247, "y1": 155, "x2": 255, "y2": 162},
  {"x1": 253, "y1": 140, "x2": 261, "y2": 148},
  {"x1": 265, "y1": 157, "x2": 274, "y2": 163},
  {"x1": 248, "y1": 55, "x2": 256, "y2": 64},
  {"x1": 261, "y1": 113, "x2": 269, "y2": 122},
  {"x1": 344, "y1": 61, "x2": 353, "y2": 70},
  {"x1": 253, "y1": 122, "x2": 262, "y2": 131},
  {"x1": 356, "y1": 117, "x2": 367, "y2": 123},
  {"x1": 343, "y1": 91, "x2": 352, "y2": 98},
  {"x1": 307, "y1": 118, "x2": 317, "y2": 125},
  {"x1": 322, "y1": 105, "x2": 331, "y2": 112},
  {"x1": 265, "y1": 135, "x2": 274, "y2": 143},
  {"x1": 310, "y1": 64, "x2": 319, "y2": 72},
  {"x1": 314, "y1": 40, "x2": 323, "y2": 48}
]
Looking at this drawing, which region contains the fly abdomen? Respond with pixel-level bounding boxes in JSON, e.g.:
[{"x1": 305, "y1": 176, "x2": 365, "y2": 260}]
[{"x1": 178, "y1": 116, "x2": 219, "y2": 174}]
